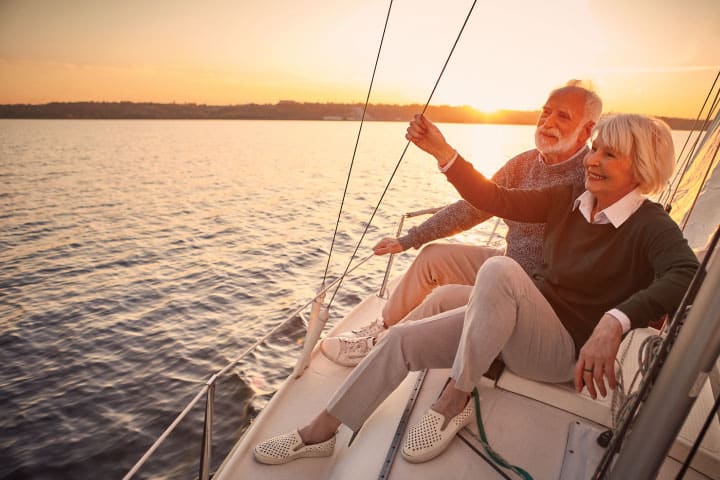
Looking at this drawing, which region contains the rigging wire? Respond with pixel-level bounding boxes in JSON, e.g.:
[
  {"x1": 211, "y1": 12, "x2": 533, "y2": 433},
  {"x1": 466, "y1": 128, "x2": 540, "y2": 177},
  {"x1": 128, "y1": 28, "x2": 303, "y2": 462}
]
[
  {"x1": 679, "y1": 126, "x2": 720, "y2": 231},
  {"x1": 676, "y1": 386, "x2": 720, "y2": 478},
  {"x1": 671, "y1": 87, "x2": 720, "y2": 206},
  {"x1": 457, "y1": 432, "x2": 514, "y2": 480},
  {"x1": 327, "y1": 0, "x2": 479, "y2": 308},
  {"x1": 662, "y1": 70, "x2": 720, "y2": 208},
  {"x1": 669, "y1": 72, "x2": 720, "y2": 230},
  {"x1": 666, "y1": 71, "x2": 719, "y2": 188},
  {"x1": 321, "y1": 0, "x2": 395, "y2": 285}
]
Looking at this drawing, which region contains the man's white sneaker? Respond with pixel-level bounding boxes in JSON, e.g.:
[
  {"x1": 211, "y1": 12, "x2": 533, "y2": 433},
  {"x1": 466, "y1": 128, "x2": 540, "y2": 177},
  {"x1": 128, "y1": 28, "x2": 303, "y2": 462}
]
[
  {"x1": 320, "y1": 336, "x2": 375, "y2": 367},
  {"x1": 341, "y1": 317, "x2": 386, "y2": 339}
]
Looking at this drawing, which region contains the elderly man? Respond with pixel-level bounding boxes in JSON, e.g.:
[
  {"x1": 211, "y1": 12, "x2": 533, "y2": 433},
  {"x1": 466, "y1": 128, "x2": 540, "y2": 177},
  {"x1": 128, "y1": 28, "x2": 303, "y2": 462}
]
[{"x1": 321, "y1": 81, "x2": 603, "y2": 367}]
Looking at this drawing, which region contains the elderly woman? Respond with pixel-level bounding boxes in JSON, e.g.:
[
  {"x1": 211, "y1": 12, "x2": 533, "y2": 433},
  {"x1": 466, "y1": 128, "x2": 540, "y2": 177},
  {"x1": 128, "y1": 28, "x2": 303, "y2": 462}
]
[{"x1": 253, "y1": 113, "x2": 699, "y2": 465}]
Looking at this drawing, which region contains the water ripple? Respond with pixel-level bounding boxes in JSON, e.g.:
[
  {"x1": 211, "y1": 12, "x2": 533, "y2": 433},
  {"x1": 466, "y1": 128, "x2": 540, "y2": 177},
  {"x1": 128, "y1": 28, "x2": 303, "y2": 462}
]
[{"x1": 0, "y1": 119, "x2": 547, "y2": 479}]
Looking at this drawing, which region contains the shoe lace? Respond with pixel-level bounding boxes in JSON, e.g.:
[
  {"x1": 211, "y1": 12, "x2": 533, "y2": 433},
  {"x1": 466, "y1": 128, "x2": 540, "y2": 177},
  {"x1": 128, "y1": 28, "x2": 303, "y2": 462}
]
[
  {"x1": 340, "y1": 337, "x2": 371, "y2": 355},
  {"x1": 351, "y1": 318, "x2": 382, "y2": 337}
]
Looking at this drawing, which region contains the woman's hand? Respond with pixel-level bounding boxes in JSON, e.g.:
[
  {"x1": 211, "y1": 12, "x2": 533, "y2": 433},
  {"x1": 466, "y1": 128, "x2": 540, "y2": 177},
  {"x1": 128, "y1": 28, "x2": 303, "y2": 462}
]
[
  {"x1": 373, "y1": 237, "x2": 403, "y2": 256},
  {"x1": 574, "y1": 314, "x2": 623, "y2": 399},
  {"x1": 405, "y1": 114, "x2": 456, "y2": 166}
]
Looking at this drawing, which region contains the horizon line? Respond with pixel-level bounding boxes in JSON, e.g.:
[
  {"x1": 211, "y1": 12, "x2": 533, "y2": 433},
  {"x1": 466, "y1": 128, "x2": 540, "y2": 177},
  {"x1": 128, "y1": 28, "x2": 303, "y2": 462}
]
[{"x1": 0, "y1": 99, "x2": 700, "y2": 120}]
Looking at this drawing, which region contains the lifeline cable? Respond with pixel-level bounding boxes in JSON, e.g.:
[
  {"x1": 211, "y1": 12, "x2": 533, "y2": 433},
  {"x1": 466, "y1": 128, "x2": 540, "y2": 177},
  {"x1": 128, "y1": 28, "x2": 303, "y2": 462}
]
[
  {"x1": 328, "y1": 0, "x2": 479, "y2": 309},
  {"x1": 322, "y1": 0, "x2": 395, "y2": 285}
]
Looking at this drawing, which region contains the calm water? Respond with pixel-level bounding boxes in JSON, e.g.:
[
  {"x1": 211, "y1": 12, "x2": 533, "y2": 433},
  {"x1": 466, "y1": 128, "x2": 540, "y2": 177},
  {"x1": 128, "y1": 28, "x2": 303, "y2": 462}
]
[{"x1": 0, "y1": 120, "x2": 689, "y2": 479}]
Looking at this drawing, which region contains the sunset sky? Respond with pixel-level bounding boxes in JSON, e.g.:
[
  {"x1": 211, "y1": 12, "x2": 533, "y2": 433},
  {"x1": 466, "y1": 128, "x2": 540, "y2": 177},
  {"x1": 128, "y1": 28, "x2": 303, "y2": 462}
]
[{"x1": 1, "y1": 0, "x2": 718, "y2": 118}]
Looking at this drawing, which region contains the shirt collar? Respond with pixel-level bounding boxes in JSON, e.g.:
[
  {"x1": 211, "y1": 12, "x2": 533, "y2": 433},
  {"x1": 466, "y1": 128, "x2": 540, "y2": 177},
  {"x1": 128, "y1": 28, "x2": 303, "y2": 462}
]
[
  {"x1": 538, "y1": 144, "x2": 588, "y2": 166},
  {"x1": 573, "y1": 188, "x2": 646, "y2": 228}
]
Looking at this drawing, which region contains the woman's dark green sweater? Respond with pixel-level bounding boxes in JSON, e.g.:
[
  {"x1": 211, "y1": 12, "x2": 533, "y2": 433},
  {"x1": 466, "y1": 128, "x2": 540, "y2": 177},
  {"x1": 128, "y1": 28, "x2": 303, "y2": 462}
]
[{"x1": 445, "y1": 156, "x2": 699, "y2": 352}]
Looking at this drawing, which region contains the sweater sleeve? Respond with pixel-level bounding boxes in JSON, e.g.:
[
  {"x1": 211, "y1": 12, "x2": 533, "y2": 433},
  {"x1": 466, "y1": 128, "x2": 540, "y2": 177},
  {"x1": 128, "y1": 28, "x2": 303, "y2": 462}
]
[
  {"x1": 616, "y1": 217, "x2": 699, "y2": 328},
  {"x1": 396, "y1": 152, "x2": 516, "y2": 250},
  {"x1": 444, "y1": 156, "x2": 554, "y2": 223},
  {"x1": 398, "y1": 200, "x2": 491, "y2": 250}
]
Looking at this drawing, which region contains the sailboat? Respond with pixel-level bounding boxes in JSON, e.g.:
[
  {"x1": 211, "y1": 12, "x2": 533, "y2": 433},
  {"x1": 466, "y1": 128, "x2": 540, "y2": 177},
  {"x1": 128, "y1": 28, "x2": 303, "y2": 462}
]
[
  {"x1": 207, "y1": 119, "x2": 720, "y2": 480},
  {"x1": 122, "y1": 87, "x2": 720, "y2": 480},
  {"x1": 121, "y1": 4, "x2": 720, "y2": 479}
]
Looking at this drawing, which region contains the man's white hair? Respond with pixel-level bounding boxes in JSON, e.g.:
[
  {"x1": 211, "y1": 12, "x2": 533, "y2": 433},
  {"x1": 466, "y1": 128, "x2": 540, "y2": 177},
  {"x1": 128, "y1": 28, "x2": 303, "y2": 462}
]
[{"x1": 550, "y1": 80, "x2": 603, "y2": 123}]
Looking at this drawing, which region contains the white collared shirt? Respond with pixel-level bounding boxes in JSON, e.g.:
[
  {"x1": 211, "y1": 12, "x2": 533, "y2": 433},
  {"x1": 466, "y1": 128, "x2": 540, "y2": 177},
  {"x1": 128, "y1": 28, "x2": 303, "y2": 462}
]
[
  {"x1": 573, "y1": 188, "x2": 646, "y2": 227},
  {"x1": 572, "y1": 188, "x2": 647, "y2": 333}
]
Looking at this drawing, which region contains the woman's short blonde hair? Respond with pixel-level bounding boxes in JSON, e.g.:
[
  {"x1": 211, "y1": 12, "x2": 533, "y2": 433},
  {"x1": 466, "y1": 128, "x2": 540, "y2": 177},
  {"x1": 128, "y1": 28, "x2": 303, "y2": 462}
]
[{"x1": 593, "y1": 114, "x2": 675, "y2": 194}]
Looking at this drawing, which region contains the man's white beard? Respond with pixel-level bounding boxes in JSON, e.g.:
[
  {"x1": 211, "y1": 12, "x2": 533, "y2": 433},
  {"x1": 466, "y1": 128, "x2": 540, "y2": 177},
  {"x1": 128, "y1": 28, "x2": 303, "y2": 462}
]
[{"x1": 535, "y1": 124, "x2": 583, "y2": 157}]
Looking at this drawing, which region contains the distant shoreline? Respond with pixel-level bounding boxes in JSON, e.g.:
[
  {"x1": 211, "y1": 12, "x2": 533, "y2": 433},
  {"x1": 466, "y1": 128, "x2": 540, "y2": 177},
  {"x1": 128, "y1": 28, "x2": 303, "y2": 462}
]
[{"x1": 0, "y1": 100, "x2": 704, "y2": 130}]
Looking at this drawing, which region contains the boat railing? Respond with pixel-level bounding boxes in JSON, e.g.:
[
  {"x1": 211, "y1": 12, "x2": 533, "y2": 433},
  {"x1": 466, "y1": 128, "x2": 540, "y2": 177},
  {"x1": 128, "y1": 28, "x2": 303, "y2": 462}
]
[
  {"x1": 378, "y1": 207, "x2": 504, "y2": 298},
  {"x1": 121, "y1": 255, "x2": 376, "y2": 480},
  {"x1": 378, "y1": 207, "x2": 442, "y2": 298},
  {"x1": 122, "y1": 206, "x2": 451, "y2": 480}
]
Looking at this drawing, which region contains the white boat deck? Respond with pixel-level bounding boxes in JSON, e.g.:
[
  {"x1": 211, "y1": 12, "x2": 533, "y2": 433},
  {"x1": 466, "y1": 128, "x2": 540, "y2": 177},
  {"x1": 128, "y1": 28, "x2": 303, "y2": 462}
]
[{"x1": 214, "y1": 279, "x2": 719, "y2": 480}]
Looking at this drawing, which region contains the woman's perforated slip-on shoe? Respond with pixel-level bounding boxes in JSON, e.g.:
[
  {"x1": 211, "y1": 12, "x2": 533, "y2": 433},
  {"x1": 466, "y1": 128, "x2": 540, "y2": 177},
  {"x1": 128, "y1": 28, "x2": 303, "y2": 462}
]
[
  {"x1": 401, "y1": 402, "x2": 474, "y2": 463},
  {"x1": 253, "y1": 430, "x2": 335, "y2": 465}
]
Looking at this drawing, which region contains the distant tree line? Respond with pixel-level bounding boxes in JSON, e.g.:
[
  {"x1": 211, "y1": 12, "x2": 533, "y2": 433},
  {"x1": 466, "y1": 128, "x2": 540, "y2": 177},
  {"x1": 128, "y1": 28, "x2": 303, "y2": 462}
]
[{"x1": 0, "y1": 101, "x2": 703, "y2": 130}]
